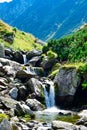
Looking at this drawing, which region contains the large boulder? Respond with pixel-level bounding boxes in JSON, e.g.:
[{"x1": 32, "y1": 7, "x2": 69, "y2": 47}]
[
  {"x1": 16, "y1": 66, "x2": 44, "y2": 81},
  {"x1": 54, "y1": 66, "x2": 80, "y2": 107},
  {"x1": 9, "y1": 87, "x2": 18, "y2": 100},
  {"x1": 5, "y1": 48, "x2": 14, "y2": 60},
  {"x1": 26, "y1": 99, "x2": 45, "y2": 111},
  {"x1": 0, "y1": 96, "x2": 18, "y2": 109},
  {"x1": 52, "y1": 120, "x2": 87, "y2": 130},
  {"x1": 0, "y1": 119, "x2": 12, "y2": 130},
  {"x1": 13, "y1": 51, "x2": 24, "y2": 64},
  {"x1": 14, "y1": 103, "x2": 34, "y2": 116},
  {"x1": 26, "y1": 50, "x2": 42, "y2": 60},
  {"x1": 41, "y1": 58, "x2": 56, "y2": 70},
  {"x1": 28, "y1": 56, "x2": 42, "y2": 67},
  {"x1": 18, "y1": 86, "x2": 27, "y2": 100},
  {"x1": 2, "y1": 32, "x2": 14, "y2": 44},
  {"x1": 25, "y1": 78, "x2": 44, "y2": 100},
  {"x1": 0, "y1": 58, "x2": 21, "y2": 77},
  {"x1": 0, "y1": 43, "x2": 5, "y2": 58}
]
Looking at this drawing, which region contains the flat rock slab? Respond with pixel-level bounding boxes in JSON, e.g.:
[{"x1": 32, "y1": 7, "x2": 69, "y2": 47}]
[{"x1": 0, "y1": 96, "x2": 18, "y2": 109}]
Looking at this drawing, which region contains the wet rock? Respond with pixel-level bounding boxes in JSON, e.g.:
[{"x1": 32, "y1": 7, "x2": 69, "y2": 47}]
[
  {"x1": 9, "y1": 87, "x2": 18, "y2": 100},
  {"x1": 0, "y1": 119, "x2": 12, "y2": 130},
  {"x1": 13, "y1": 51, "x2": 24, "y2": 64},
  {"x1": 26, "y1": 50, "x2": 42, "y2": 60},
  {"x1": 26, "y1": 99, "x2": 45, "y2": 111}
]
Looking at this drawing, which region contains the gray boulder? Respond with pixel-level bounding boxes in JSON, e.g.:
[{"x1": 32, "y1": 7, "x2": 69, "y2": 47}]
[
  {"x1": 0, "y1": 119, "x2": 12, "y2": 130},
  {"x1": 26, "y1": 99, "x2": 45, "y2": 111},
  {"x1": 18, "y1": 86, "x2": 27, "y2": 100},
  {"x1": 52, "y1": 120, "x2": 87, "y2": 130},
  {"x1": 54, "y1": 67, "x2": 80, "y2": 105},
  {"x1": 0, "y1": 96, "x2": 18, "y2": 109},
  {"x1": 13, "y1": 51, "x2": 24, "y2": 64},
  {"x1": 9, "y1": 87, "x2": 18, "y2": 100},
  {"x1": 41, "y1": 58, "x2": 56, "y2": 70},
  {"x1": 15, "y1": 103, "x2": 34, "y2": 116},
  {"x1": 26, "y1": 50, "x2": 42, "y2": 60},
  {"x1": 29, "y1": 56, "x2": 42, "y2": 67},
  {"x1": 25, "y1": 78, "x2": 44, "y2": 99}
]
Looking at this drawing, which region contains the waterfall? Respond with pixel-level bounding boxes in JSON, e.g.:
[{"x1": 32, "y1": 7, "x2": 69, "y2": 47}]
[
  {"x1": 23, "y1": 54, "x2": 27, "y2": 64},
  {"x1": 43, "y1": 80, "x2": 55, "y2": 108}
]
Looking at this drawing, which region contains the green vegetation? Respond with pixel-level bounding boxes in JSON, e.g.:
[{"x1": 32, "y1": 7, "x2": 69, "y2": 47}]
[
  {"x1": 0, "y1": 20, "x2": 42, "y2": 51},
  {"x1": 43, "y1": 25, "x2": 87, "y2": 62},
  {"x1": 0, "y1": 113, "x2": 8, "y2": 122},
  {"x1": 20, "y1": 114, "x2": 35, "y2": 122},
  {"x1": 47, "y1": 50, "x2": 57, "y2": 60},
  {"x1": 82, "y1": 81, "x2": 87, "y2": 90},
  {"x1": 56, "y1": 115, "x2": 80, "y2": 124}
]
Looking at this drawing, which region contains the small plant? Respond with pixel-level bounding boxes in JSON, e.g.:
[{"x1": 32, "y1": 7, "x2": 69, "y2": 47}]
[
  {"x1": 0, "y1": 113, "x2": 8, "y2": 122},
  {"x1": 82, "y1": 81, "x2": 87, "y2": 90},
  {"x1": 12, "y1": 27, "x2": 17, "y2": 32},
  {"x1": 47, "y1": 50, "x2": 57, "y2": 60}
]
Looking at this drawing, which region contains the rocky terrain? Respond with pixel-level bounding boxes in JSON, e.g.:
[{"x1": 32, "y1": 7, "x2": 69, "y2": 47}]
[{"x1": 0, "y1": 43, "x2": 87, "y2": 130}]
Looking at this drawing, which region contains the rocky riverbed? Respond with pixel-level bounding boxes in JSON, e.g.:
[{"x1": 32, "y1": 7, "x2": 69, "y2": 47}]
[{"x1": 0, "y1": 45, "x2": 87, "y2": 129}]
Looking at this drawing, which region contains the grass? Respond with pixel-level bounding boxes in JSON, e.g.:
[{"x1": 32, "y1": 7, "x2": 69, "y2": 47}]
[
  {"x1": 56, "y1": 114, "x2": 80, "y2": 124},
  {"x1": 0, "y1": 113, "x2": 8, "y2": 122},
  {"x1": 0, "y1": 20, "x2": 42, "y2": 51}
]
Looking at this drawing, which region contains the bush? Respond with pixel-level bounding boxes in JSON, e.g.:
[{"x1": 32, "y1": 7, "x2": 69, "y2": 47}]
[{"x1": 47, "y1": 50, "x2": 57, "y2": 59}]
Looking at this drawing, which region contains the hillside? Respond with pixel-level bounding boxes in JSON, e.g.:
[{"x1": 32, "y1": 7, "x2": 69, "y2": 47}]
[
  {"x1": 0, "y1": 20, "x2": 41, "y2": 51},
  {"x1": 0, "y1": 0, "x2": 87, "y2": 40},
  {"x1": 43, "y1": 24, "x2": 87, "y2": 62}
]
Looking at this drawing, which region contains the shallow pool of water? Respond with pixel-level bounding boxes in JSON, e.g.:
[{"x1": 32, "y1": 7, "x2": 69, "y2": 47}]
[{"x1": 35, "y1": 107, "x2": 79, "y2": 123}]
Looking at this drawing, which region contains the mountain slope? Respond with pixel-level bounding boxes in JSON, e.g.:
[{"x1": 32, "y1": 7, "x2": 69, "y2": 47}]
[
  {"x1": 0, "y1": 0, "x2": 87, "y2": 40},
  {"x1": 0, "y1": 20, "x2": 41, "y2": 51},
  {"x1": 43, "y1": 24, "x2": 87, "y2": 62}
]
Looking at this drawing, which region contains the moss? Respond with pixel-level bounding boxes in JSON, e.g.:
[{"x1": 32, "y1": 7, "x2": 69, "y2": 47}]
[
  {"x1": 48, "y1": 63, "x2": 61, "y2": 79},
  {"x1": 0, "y1": 113, "x2": 8, "y2": 122},
  {"x1": 20, "y1": 114, "x2": 35, "y2": 122},
  {"x1": 56, "y1": 114, "x2": 80, "y2": 124},
  {"x1": 47, "y1": 50, "x2": 57, "y2": 60},
  {"x1": 49, "y1": 69, "x2": 59, "y2": 79}
]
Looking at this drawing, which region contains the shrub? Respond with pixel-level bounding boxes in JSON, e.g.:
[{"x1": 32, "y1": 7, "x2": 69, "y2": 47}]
[{"x1": 47, "y1": 50, "x2": 57, "y2": 60}]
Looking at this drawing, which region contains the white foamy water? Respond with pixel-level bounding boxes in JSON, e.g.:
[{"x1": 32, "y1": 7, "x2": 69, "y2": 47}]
[
  {"x1": 43, "y1": 80, "x2": 55, "y2": 108},
  {"x1": 23, "y1": 54, "x2": 27, "y2": 64}
]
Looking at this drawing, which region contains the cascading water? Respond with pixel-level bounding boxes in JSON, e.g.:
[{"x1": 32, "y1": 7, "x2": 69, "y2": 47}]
[
  {"x1": 43, "y1": 80, "x2": 55, "y2": 108},
  {"x1": 23, "y1": 54, "x2": 27, "y2": 64}
]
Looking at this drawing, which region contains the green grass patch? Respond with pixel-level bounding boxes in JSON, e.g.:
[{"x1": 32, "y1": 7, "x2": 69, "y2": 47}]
[
  {"x1": 0, "y1": 20, "x2": 42, "y2": 51},
  {"x1": 56, "y1": 115, "x2": 80, "y2": 124},
  {"x1": 0, "y1": 113, "x2": 8, "y2": 122}
]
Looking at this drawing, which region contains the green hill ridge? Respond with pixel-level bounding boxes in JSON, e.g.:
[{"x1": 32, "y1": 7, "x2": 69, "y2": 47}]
[{"x1": 0, "y1": 20, "x2": 41, "y2": 51}]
